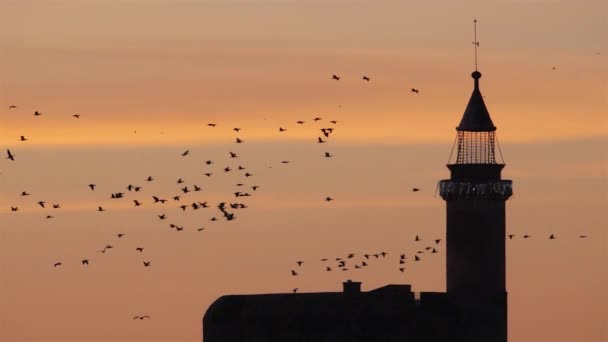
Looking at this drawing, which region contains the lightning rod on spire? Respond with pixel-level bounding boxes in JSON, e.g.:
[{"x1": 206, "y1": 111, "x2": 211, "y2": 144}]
[{"x1": 473, "y1": 19, "x2": 479, "y2": 71}]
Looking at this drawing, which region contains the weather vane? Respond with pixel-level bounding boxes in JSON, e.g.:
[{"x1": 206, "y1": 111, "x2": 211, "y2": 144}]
[{"x1": 473, "y1": 19, "x2": 480, "y2": 71}]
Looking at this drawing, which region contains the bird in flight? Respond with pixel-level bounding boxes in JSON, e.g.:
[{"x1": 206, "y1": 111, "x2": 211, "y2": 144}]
[
  {"x1": 508, "y1": 234, "x2": 515, "y2": 240},
  {"x1": 38, "y1": 201, "x2": 46, "y2": 208},
  {"x1": 207, "y1": 123, "x2": 216, "y2": 127},
  {"x1": 133, "y1": 316, "x2": 151, "y2": 320},
  {"x1": 98, "y1": 206, "x2": 106, "y2": 212},
  {"x1": 411, "y1": 88, "x2": 419, "y2": 94},
  {"x1": 325, "y1": 197, "x2": 333, "y2": 202},
  {"x1": 579, "y1": 235, "x2": 588, "y2": 238},
  {"x1": 73, "y1": 114, "x2": 80, "y2": 119},
  {"x1": 8, "y1": 105, "x2": 17, "y2": 109},
  {"x1": 549, "y1": 234, "x2": 556, "y2": 240},
  {"x1": 332, "y1": 75, "x2": 340, "y2": 80},
  {"x1": 362, "y1": 76, "x2": 370, "y2": 81},
  {"x1": 20, "y1": 136, "x2": 28, "y2": 141},
  {"x1": 236, "y1": 137, "x2": 244, "y2": 144},
  {"x1": 291, "y1": 270, "x2": 298, "y2": 276},
  {"x1": 314, "y1": 117, "x2": 322, "y2": 122},
  {"x1": 181, "y1": 150, "x2": 189, "y2": 156},
  {"x1": 81, "y1": 259, "x2": 89, "y2": 265},
  {"x1": 21, "y1": 191, "x2": 30, "y2": 196},
  {"x1": 318, "y1": 137, "x2": 326, "y2": 144},
  {"x1": 229, "y1": 152, "x2": 238, "y2": 158},
  {"x1": 279, "y1": 127, "x2": 287, "y2": 132},
  {"x1": 233, "y1": 128, "x2": 242, "y2": 132},
  {"x1": 6, "y1": 149, "x2": 15, "y2": 161},
  {"x1": 412, "y1": 188, "x2": 420, "y2": 192},
  {"x1": 297, "y1": 120, "x2": 305, "y2": 124},
  {"x1": 143, "y1": 261, "x2": 151, "y2": 267},
  {"x1": 136, "y1": 247, "x2": 144, "y2": 252},
  {"x1": 53, "y1": 262, "x2": 62, "y2": 267},
  {"x1": 34, "y1": 111, "x2": 42, "y2": 116},
  {"x1": 88, "y1": 184, "x2": 96, "y2": 191}
]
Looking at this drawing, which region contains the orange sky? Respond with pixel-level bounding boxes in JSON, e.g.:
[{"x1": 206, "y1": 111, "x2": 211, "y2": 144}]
[{"x1": 0, "y1": 1, "x2": 607, "y2": 342}]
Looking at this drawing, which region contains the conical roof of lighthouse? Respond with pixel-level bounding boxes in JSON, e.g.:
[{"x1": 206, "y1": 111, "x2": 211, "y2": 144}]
[{"x1": 457, "y1": 70, "x2": 496, "y2": 132}]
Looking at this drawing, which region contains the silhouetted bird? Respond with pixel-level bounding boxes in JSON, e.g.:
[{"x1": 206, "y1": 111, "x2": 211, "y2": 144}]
[
  {"x1": 54, "y1": 262, "x2": 62, "y2": 267},
  {"x1": 314, "y1": 117, "x2": 322, "y2": 122},
  {"x1": 136, "y1": 247, "x2": 144, "y2": 252},
  {"x1": 523, "y1": 234, "x2": 530, "y2": 238},
  {"x1": 229, "y1": 152, "x2": 238, "y2": 158},
  {"x1": 549, "y1": 234, "x2": 556, "y2": 239},
  {"x1": 415, "y1": 235, "x2": 421, "y2": 241},
  {"x1": 297, "y1": 261, "x2": 303, "y2": 266},
  {"x1": 133, "y1": 316, "x2": 151, "y2": 320},
  {"x1": 297, "y1": 121, "x2": 305, "y2": 124},
  {"x1": 34, "y1": 111, "x2": 42, "y2": 116},
  {"x1": 143, "y1": 261, "x2": 151, "y2": 267},
  {"x1": 330, "y1": 120, "x2": 338, "y2": 124},
  {"x1": 324, "y1": 152, "x2": 333, "y2": 158},
  {"x1": 73, "y1": 114, "x2": 80, "y2": 118},
  {"x1": 236, "y1": 138, "x2": 244, "y2": 144},
  {"x1": 98, "y1": 206, "x2": 106, "y2": 212},
  {"x1": 325, "y1": 197, "x2": 333, "y2": 202},
  {"x1": 411, "y1": 88, "x2": 419, "y2": 94},
  {"x1": 279, "y1": 127, "x2": 287, "y2": 132},
  {"x1": 81, "y1": 259, "x2": 89, "y2": 265},
  {"x1": 117, "y1": 233, "x2": 124, "y2": 238},
  {"x1": 20, "y1": 136, "x2": 28, "y2": 141},
  {"x1": 579, "y1": 235, "x2": 588, "y2": 238},
  {"x1": 332, "y1": 75, "x2": 340, "y2": 80},
  {"x1": 508, "y1": 234, "x2": 515, "y2": 240},
  {"x1": 8, "y1": 105, "x2": 17, "y2": 109},
  {"x1": 414, "y1": 255, "x2": 420, "y2": 261},
  {"x1": 146, "y1": 176, "x2": 154, "y2": 182},
  {"x1": 252, "y1": 186, "x2": 260, "y2": 191},
  {"x1": 134, "y1": 200, "x2": 142, "y2": 207},
  {"x1": 435, "y1": 239, "x2": 441, "y2": 244},
  {"x1": 412, "y1": 188, "x2": 420, "y2": 192},
  {"x1": 362, "y1": 76, "x2": 370, "y2": 81},
  {"x1": 21, "y1": 191, "x2": 30, "y2": 196},
  {"x1": 207, "y1": 123, "x2": 216, "y2": 127},
  {"x1": 293, "y1": 288, "x2": 298, "y2": 293},
  {"x1": 318, "y1": 137, "x2": 326, "y2": 143},
  {"x1": 88, "y1": 184, "x2": 96, "y2": 191},
  {"x1": 291, "y1": 270, "x2": 298, "y2": 276},
  {"x1": 11, "y1": 207, "x2": 19, "y2": 212},
  {"x1": 52, "y1": 204, "x2": 60, "y2": 209},
  {"x1": 233, "y1": 128, "x2": 242, "y2": 132},
  {"x1": 38, "y1": 201, "x2": 46, "y2": 208},
  {"x1": 7, "y1": 149, "x2": 15, "y2": 161}
]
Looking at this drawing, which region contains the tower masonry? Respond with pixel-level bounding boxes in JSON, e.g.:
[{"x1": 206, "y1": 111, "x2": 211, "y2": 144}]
[{"x1": 439, "y1": 70, "x2": 513, "y2": 342}]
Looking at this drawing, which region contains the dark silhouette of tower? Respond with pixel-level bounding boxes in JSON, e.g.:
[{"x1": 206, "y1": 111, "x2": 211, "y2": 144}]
[{"x1": 439, "y1": 70, "x2": 513, "y2": 342}]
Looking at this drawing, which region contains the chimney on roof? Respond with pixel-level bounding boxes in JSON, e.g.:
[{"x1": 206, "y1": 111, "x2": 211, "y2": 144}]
[{"x1": 342, "y1": 280, "x2": 361, "y2": 295}]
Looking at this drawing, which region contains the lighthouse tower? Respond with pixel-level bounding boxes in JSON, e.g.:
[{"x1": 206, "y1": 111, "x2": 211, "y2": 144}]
[{"x1": 439, "y1": 69, "x2": 513, "y2": 342}]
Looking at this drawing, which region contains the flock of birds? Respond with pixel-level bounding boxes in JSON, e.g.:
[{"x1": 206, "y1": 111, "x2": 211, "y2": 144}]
[{"x1": 1, "y1": 72, "x2": 592, "y2": 321}]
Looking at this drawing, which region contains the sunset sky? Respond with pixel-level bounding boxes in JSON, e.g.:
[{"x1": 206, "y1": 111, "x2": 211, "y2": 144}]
[{"x1": 0, "y1": 1, "x2": 606, "y2": 342}]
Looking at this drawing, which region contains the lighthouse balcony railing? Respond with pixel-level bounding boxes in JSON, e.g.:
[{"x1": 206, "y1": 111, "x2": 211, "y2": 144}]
[{"x1": 438, "y1": 179, "x2": 513, "y2": 200}]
